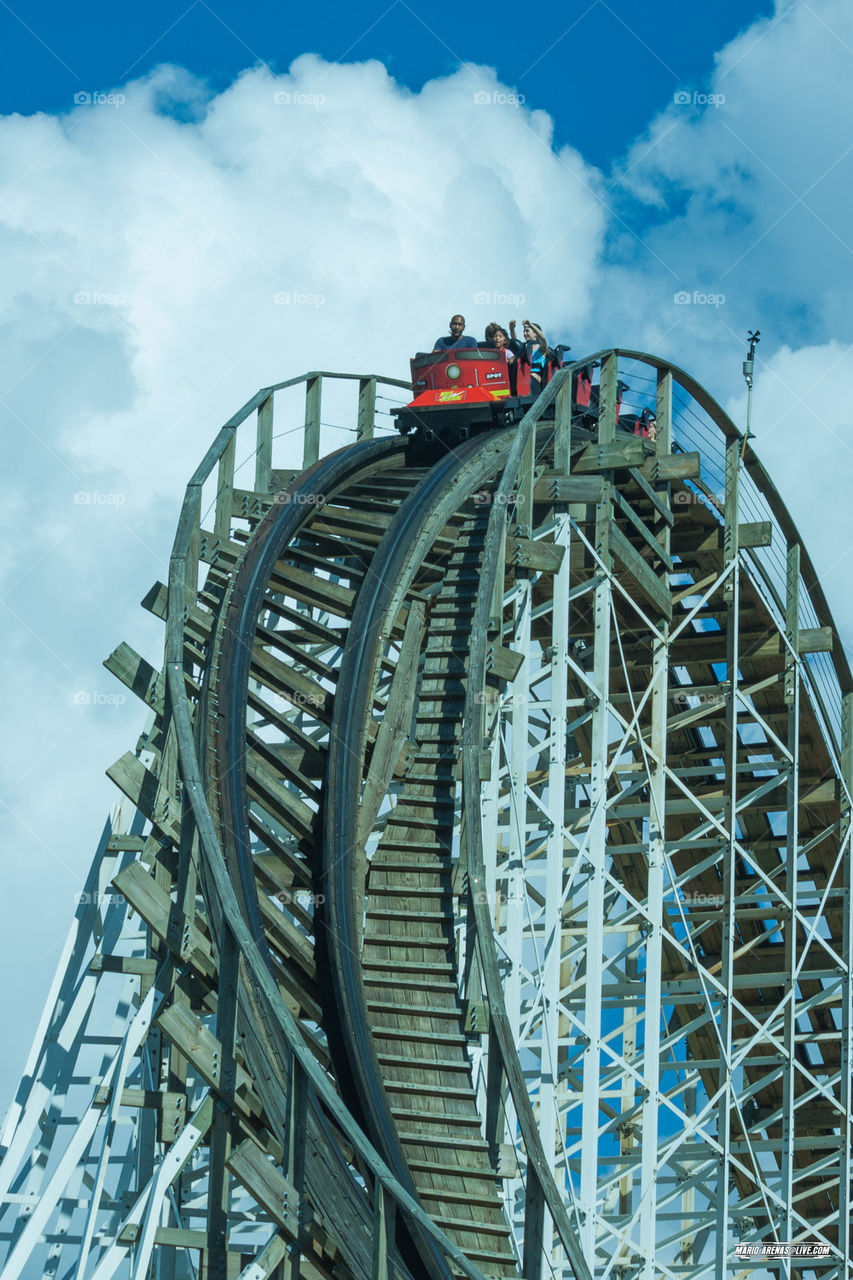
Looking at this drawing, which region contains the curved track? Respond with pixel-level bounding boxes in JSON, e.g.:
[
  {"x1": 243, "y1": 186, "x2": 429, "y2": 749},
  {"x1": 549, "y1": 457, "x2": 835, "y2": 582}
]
[{"x1": 2, "y1": 356, "x2": 851, "y2": 1280}]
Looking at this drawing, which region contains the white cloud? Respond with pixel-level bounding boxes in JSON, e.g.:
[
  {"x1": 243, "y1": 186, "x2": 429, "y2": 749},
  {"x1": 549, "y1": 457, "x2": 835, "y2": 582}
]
[
  {"x1": 0, "y1": 54, "x2": 605, "y2": 1104},
  {"x1": 726, "y1": 339, "x2": 853, "y2": 650},
  {"x1": 2, "y1": 3, "x2": 853, "y2": 1117}
]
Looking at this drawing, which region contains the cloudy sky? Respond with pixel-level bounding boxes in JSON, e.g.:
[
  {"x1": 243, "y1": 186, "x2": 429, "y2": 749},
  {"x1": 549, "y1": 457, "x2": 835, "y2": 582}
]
[{"x1": 1, "y1": 0, "x2": 852, "y2": 1109}]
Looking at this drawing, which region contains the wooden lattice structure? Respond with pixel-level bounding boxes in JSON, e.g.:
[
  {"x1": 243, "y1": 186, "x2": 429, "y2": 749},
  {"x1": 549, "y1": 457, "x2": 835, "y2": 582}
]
[{"x1": 0, "y1": 353, "x2": 850, "y2": 1280}]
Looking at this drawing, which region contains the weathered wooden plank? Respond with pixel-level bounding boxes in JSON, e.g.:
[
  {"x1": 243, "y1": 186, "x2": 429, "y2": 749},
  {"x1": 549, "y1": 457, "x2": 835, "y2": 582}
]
[
  {"x1": 106, "y1": 752, "x2": 181, "y2": 843},
  {"x1": 247, "y1": 751, "x2": 318, "y2": 841},
  {"x1": 643, "y1": 451, "x2": 701, "y2": 482},
  {"x1": 739, "y1": 521, "x2": 773, "y2": 548},
  {"x1": 628, "y1": 466, "x2": 674, "y2": 526},
  {"x1": 800, "y1": 627, "x2": 833, "y2": 653},
  {"x1": 679, "y1": 523, "x2": 772, "y2": 555},
  {"x1": 157, "y1": 1004, "x2": 263, "y2": 1119},
  {"x1": 227, "y1": 1139, "x2": 299, "y2": 1237},
  {"x1": 113, "y1": 860, "x2": 215, "y2": 979},
  {"x1": 573, "y1": 440, "x2": 646, "y2": 473},
  {"x1": 533, "y1": 474, "x2": 604, "y2": 504},
  {"x1": 613, "y1": 489, "x2": 674, "y2": 570},
  {"x1": 104, "y1": 642, "x2": 164, "y2": 712},
  {"x1": 609, "y1": 525, "x2": 672, "y2": 621},
  {"x1": 487, "y1": 643, "x2": 523, "y2": 683},
  {"x1": 505, "y1": 535, "x2": 565, "y2": 574},
  {"x1": 358, "y1": 603, "x2": 425, "y2": 847}
]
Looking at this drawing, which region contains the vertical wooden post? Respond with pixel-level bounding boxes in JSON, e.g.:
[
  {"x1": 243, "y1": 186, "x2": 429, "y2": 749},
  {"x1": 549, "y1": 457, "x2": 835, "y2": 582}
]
[
  {"x1": 656, "y1": 368, "x2": 673, "y2": 456},
  {"x1": 598, "y1": 352, "x2": 618, "y2": 445},
  {"x1": 183, "y1": 487, "x2": 202, "y2": 619},
  {"x1": 553, "y1": 373, "x2": 572, "y2": 476},
  {"x1": 285, "y1": 1057, "x2": 308, "y2": 1280},
  {"x1": 302, "y1": 377, "x2": 322, "y2": 469},
  {"x1": 357, "y1": 378, "x2": 377, "y2": 442},
  {"x1": 371, "y1": 1181, "x2": 396, "y2": 1280},
  {"x1": 255, "y1": 395, "x2": 274, "y2": 494},
  {"x1": 215, "y1": 432, "x2": 236, "y2": 545}
]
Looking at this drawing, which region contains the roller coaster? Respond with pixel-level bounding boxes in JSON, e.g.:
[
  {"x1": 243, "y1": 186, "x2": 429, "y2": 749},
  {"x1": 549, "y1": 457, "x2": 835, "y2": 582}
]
[{"x1": 0, "y1": 351, "x2": 851, "y2": 1280}]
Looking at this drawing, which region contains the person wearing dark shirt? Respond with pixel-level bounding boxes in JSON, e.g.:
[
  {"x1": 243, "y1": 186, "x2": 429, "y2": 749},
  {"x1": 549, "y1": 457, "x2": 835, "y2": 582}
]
[{"x1": 433, "y1": 314, "x2": 479, "y2": 351}]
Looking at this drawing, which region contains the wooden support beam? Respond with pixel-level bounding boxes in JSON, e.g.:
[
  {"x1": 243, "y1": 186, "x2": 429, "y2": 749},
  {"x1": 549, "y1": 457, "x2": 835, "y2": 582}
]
[
  {"x1": 574, "y1": 441, "x2": 646, "y2": 473},
  {"x1": 534, "y1": 474, "x2": 604, "y2": 504},
  {"x1": 113, "y1": 859, "x2": 215, "y2": 979},
  {"x1": 359, "y1": 602, "x2": 425, "y2": 847},
  {"x1": 357, "y1": 377, "x2": 377, "y2": 441},
  {"x1": 609, "y1": 525, "x2": 672, "y2": 621},
  {"x1": 644, "y1": 452, "x2": 701, "y2": 482},
  {"x1": 104, "y1": 642, "x2": 164, "y2": 713},
  {"x1": 106, "y1": 752, "x2": 181, "y2": 844},
  {"x1": 800, "y1": 627, "x2": 833, "y2": 654},
  {"x1": 505, "y1": 535, "x2": 565, "y2": 574},
  {"x1": 157, "y1": 1004, "x2": 264, "y2": 1120},
  {"x1": 227, "y1": 1139, "x2": 299, "y2": 1238}
]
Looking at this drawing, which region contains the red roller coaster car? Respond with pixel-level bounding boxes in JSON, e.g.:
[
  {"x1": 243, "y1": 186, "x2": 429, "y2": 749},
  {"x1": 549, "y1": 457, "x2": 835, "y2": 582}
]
[{"x1": 393, "y1": 346, "x2": 632, "y2": 462}]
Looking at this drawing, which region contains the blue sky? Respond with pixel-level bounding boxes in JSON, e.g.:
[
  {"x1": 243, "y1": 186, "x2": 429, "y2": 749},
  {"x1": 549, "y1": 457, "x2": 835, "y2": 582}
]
[
  {"x1": 2, "y1": 0, "x2": 773, "y2": 166},
  {"x1": 2, "y1": 0, "x2": 853, "y2": 1112}
]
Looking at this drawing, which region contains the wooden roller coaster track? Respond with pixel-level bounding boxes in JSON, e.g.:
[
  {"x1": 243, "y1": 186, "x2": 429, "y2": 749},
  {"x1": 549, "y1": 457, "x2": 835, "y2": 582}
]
[{"x1": 0, "y1": 354, "x2": 851, "y2": 1280}]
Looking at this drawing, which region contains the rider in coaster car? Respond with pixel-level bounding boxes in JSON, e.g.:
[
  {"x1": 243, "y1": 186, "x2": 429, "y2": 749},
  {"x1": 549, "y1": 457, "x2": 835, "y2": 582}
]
[
  {"x1": 433, "y1": 314, "x2": 480, "y2": 351},
  {"x1": 515, "y1": 320, "x2": 552, "y2": 392}
]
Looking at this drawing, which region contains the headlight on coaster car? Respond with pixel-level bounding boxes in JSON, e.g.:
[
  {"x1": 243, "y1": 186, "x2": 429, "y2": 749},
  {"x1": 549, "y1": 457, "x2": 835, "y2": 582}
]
[{"x1": 446, "y1": 363, "x2": 461, "y2": 380}]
